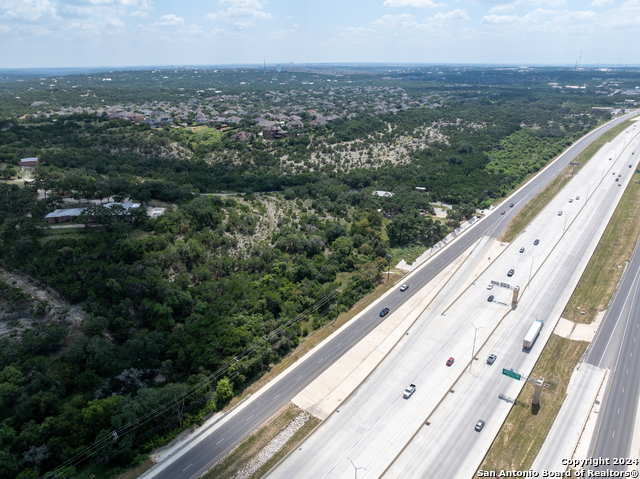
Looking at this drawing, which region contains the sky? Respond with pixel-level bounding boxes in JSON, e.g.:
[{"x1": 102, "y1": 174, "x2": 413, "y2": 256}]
[{"x1": 0, "y1": 0, "x2": 639, "y2": 68}]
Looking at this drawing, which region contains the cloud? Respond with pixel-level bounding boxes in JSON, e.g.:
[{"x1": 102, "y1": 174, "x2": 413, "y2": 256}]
[
  {"x1": 481, "y1": 13, "x2": 518, "y2": 22},
  {"x1": 0, "y1": 0, "x2": 58, "y2": 21},
  {"x1": 131, "y1": 10, "x2": 148, "y2": 17},
  {"x1": 268, "y1": 24, "x2": 299, "y2": 39},
  {"x1": 383, "y1": 0, "x2": 445, "y2": 7},
  {"x1": 154, "y1": 14, "x2": 184, "y2": 26},
  {"x1": 429, "y1": 8, "x2": 470, "y2": 21},
  {"x1": 591, "y1": 0, "x2": 613, "y2": 5},
  {"x1": 205, "y1": 0, "x2": 273, "y2": 29},
  {"x1": 529, "y1": 0, "x2": 565, "y2": 6},
  {"x1": 489, "y1": 3, "x2": 517, "y2": 12},
  {"x1": 371, "y1": 13, "x2": 427, "y2": 28}
]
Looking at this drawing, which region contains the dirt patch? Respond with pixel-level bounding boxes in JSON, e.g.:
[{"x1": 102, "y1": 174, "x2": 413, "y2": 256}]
[
  {"x1": 0, "y1": 264, "x2": 85, "y2": 339},
  {"x1": 202, "y1": 403, "x2": 321, "y2": 479}
]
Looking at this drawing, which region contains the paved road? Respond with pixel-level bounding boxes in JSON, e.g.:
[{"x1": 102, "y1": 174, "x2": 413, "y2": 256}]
[
  {"x1": 587, "y1": 208, "x2": 640, "y2": 469},
  {"x1": 159, "y1": 113, "x2": 639, "y2": 479},
  {"x1": 270, "y1": 114, "x2": 640, "y2": 479}
]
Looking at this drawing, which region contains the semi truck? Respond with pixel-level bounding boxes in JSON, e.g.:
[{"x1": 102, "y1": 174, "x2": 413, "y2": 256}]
[{"x1": 523, "y1": 319, "x2": 544, "y2": 349}]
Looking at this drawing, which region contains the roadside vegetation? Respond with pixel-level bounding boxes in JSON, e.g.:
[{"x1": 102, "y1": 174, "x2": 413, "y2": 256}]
[
  {"x1": 562, "y1": 168, "x2": 640, "y2": 324},
  {"x1": 479, "y1": 336, "x2": 588, "y2": 472},
  {"x1": 500, "y1": 119, "x2": 635, "y2": 243},
  {"x1": 202, "y1": 403, "x2": 320, "y2": 479}
]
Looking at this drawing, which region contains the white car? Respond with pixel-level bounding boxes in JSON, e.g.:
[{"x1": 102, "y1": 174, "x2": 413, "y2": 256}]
[
  {"x1": 487, "y1": 284, "x2": 494, "y2": 290},
  {"x1": 400, "y1": 284, "x2": 409, "y2": 292},
  {"x1": 558, "y1": 211, "x2": 563, "y2": 216},
  {"x1": 403, "y1": 384, "x2": 416, "y2": 399},
  {"x1": 569, "y1": 198, "x2": 573, "y2": 203}
]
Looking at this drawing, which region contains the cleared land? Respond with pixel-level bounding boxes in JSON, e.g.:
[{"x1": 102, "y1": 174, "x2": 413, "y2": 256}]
[
  {"x1": 202, "y1": 403, "x2": 321, "y2": 479},
  {"x1": 562, "y1": 171, "x2": 640, "y2": 324},
  {"x1": 479, "y1": 335, "x2": 588, "y2": 472},
  {"x1": 500, "y1": 119, "x2": 634, "y2": 243}
]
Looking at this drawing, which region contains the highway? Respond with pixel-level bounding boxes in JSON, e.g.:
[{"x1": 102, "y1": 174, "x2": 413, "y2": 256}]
[
  {"x1": 268, "y1": 116, "x2": 640, "y2": 479},
  {"x1": 587, "y1": 147, "x2": 640, "y2": 471},
  {"x1": 156, "y1": 113, "x2": 639, "y2": 479}
]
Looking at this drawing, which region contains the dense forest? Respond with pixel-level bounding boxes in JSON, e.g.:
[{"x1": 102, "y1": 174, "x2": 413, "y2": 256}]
[{"x1": 0, "y1": 66, "x2": 633, "y2": 478}]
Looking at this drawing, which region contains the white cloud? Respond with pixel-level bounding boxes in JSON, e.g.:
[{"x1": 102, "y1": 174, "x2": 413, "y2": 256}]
[
  {"x1": 529, "y1": 0, "x2": 565, "y2": 5},
  {"x1": 591, "y1": 0, "x2": 613, "y2": 5},
  {"x1": 0, "y1": 0, "x2": 58, "y2": 21},
  {"x1": 429, "y1": 8, "x2": 470, "y2": 21},
  {"x1": 481, "y1": 13, "x2": 518, "y2": 22},
  {"x1": 131, "y1": 10, "x2": 148, "y2": 17},
  {"x1": 489, "y1": 3, "x2": 517, "y2": 12},
  {"x1": 371, "y1": 13, "x2": 427, "y2": 28},
  {"x1": 205, "y1": 0, "x2": 273, "y2": 29},
  {"x1": 154, "y1": 14, "x2": 184, "y2": 26},
  {"x1": 383, "y1": 0, "x2": 445, "y2": 7}
]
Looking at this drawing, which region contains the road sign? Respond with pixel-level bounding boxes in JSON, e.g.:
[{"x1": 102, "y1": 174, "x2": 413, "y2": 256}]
[{"x1": 502, "y1": 368, "x2": 521, "y2": 380}]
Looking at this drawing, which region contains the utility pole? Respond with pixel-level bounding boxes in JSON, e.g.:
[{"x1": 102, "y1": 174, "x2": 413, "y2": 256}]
[
  {"x1": 467, "y1": 322, "x2": 484, "y2": 373},
  {"x1": 346, "y1": 457, "x2": 366, "y2": 479}
]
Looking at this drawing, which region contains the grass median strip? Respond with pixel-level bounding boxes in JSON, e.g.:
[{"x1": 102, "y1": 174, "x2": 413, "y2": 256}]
[
  {"x1": 479, "y1": 336, "x2": 588, "y2": 473},
  {"x1": 202, "y1": 403, "x2": 321, "y2": 479},
  {"x1": 500, "y1": 119, "x2": 634, "y2": 243},
  {"x1": 562, "y1": 171, "x2": 640, "y2": 324}
]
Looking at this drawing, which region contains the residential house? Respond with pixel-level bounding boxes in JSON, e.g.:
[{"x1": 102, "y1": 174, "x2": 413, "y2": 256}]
[
  {"x1": 262, "y1": 126, "x2": 288, "y2": 140},
  {"x1": 19, "y1": 157, "x2": 39, "y2": 167},
  {"x1": 231, "y1": 131, "x2": 251, "y2": 142},
  {"x1": 194, "y1": 112, "x2": 208, "y2": 124},
  {"x1": 287, "y1": 119, "x2": 304, "y2": 129},
  {"x1": 160, "y1": 116, "x2": 172, "y2": 125}
]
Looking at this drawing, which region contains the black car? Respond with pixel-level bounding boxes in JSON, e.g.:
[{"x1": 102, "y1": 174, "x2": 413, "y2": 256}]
[
  {"x1": 379, "y1": 308, "x2": 390, "y2": 317},
  {"x1": 519, "y1": 247, "x2": 525, "y2": 253},
  {"x1": 510, "y1": 203, "x2": 514, "y2": 207},
  {"x1": 507, "y1": 269, "x2": 515, "y2": 277},
  {"x1": 534, "y1": 239, "x2": 540, "y2": 245},
  {"x1": 487, "y1": 295, "x2": 494, "y2": 302}
]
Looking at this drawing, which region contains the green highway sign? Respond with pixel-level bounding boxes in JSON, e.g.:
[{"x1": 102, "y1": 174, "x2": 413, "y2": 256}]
[{"x1": 502, "y1": 369, "x2": 521, "y2": 381}]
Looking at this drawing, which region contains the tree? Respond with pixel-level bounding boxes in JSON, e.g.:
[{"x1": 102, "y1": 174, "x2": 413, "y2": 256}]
[{"x1": 215, "y1": 378, "x2": 234, "y2": 405}]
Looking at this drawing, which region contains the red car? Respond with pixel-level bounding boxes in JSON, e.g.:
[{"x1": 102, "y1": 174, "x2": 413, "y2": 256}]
[
  {"x1": 446, "y1": 357, "x2": 454, "y2": 366},
  {"x1": 501, "y1": 211, "x2": 505, "y2": 215}
]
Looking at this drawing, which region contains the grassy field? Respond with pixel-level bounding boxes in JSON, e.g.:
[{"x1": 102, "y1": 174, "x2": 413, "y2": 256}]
[
  {"x1": 562, "y1": 171, "x2": 640, "y2": 324},
  {"x1": 499, "y1": 119, "x2": 635, "y2": 243},
  {"x1": 479, "y1": 336, "x2": 588, "y2": 473},
  {"x1": 202, "y1": 403, "x2": 321, "y2": 479}
]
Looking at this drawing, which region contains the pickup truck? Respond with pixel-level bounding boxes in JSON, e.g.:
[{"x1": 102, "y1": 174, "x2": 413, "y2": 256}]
[{"x1": 403, "y1": 384, "x2": 416, "y2": 399}]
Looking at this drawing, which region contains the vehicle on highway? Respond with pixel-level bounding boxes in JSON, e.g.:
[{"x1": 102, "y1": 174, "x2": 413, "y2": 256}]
[
  {"x1": 507, "y1": 269, "x2": 515, "y2": 277},
  {"x1": 487, "y1": 284, "x2": 493, "y2": 290},
  {"x1": 486, "y1": 354, "x2": 497, "y2": 365},
  {"x1": 400, "y1": 284, "x2": 409, "y2": 292},
  {"x1": 615, "y1": 178, "x2": 619, "y2": 182},
  {"x1": 501, "y1": 211, "x2": 505, "y2": 215},
  {"x1": 618, "y1": 174, "x2": 622, "y2": 177},
  {"x1": 510, "y1": 203, "x2": 514, "y2": 207},
  {"x1": 475, "y1": 420, "x2": 485, "y2": 432},
  {"x1": 487, "y1": 295, "x2": 494, "y2": 302},
  {"x1": 613, "y1": 172, "x2": 615, "y2": 175},
  {"x1": 569, "y1": 198, "x2": 573, "y2": 203},
  {"x1": 576, "y1": 196, "x2": 580, "y2": 200},
  {"x1": 523, "y1": 319, "x2": 544, "y2": 349},
  {"x1": 403, "y1": 384, "x2": 416, "y2": 399},
  {"x1": 534, "y1": 239, "x2": 540, "y2": 245},
  {"x1": 558, "y1": 211, "x2": 563, "y2": 216},
  {"x1": 446, "y1": 357, "x2": 454, "y2": 366},
  {"x1": 519, "y1": 247, "x2": 525, "y2": 253},
  {"x1": 379, "y1": 308, "x2": 390, "y2": 317}
]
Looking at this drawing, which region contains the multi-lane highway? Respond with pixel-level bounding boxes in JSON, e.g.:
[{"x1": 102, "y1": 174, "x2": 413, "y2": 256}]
[
  {"x1": 268, "y1": 116, "x2": 640, "y2": 479},
  {"x1": 154, "y1": 112, "x2": 639, "y2": 479},
  {"x1": 587, "y1": 137, "x2": 640, "y2": 472}
]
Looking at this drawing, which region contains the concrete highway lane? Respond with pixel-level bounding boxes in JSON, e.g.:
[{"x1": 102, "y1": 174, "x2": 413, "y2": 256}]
[
  {"x1": 587, "y1": 232, "x2": 640, "y2": 471},
  {"x1": 158, "y1": 112, "x2": 639, "y2": 479}
]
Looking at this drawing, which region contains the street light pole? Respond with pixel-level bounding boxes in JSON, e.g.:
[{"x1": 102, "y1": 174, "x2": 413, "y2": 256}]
[
  {"x1": 467, "y1": 322, "x2": 484, "y2": 373},
  {"x1": 346, "y1": 457, "x2": 366, "y2": 479}
]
